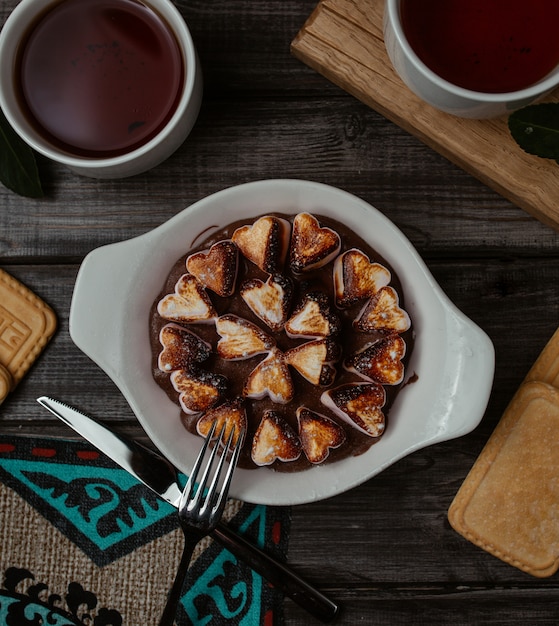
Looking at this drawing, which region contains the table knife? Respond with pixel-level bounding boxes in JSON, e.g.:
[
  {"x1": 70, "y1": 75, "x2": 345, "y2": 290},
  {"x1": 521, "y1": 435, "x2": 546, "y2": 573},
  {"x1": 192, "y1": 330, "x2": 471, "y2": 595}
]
[{"x1": 36, "y1": 396, "x2": 339, "y2": 623}]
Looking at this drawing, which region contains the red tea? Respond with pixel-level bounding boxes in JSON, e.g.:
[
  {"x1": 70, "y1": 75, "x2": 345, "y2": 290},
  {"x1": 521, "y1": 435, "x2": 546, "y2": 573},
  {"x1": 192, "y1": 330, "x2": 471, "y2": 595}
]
[
  {"x1": 400, "y1": 0, "x2": 559, "y2": 93},
  {"x1": 17, "y1": 0, "x2": 184, "y2": 157}
]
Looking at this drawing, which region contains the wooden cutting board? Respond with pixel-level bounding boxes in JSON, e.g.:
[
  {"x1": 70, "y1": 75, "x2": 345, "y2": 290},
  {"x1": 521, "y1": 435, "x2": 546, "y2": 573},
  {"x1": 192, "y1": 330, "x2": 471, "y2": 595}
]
[{"x1": 291, "y1": 0, "x2": 559, "y2": 231}]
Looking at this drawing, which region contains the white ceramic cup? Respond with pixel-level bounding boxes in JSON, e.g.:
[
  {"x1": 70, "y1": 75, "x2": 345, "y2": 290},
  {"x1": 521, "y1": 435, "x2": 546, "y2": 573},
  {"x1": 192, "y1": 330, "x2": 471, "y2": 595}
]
[
  {"x1": 0, "y1": 0, "x2": 202, "y2": 178},
  {"x1": 383, "y1": 0, "x2": 559, "y2": 119}
]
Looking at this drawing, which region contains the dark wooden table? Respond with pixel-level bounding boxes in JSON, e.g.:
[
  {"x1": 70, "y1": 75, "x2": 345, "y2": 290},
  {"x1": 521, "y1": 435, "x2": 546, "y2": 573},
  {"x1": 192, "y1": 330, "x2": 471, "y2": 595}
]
[{"x1": 2, "y1": 0, "x2": 559, "y2": 623}]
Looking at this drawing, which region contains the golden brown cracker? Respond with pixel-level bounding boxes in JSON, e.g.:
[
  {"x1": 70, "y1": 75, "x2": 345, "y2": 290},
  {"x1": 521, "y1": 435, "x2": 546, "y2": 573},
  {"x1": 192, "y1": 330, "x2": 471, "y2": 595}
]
[
  {"x1": 0, "y1": 269, "x2": 57, "y2": 398},
  {"x1": 524, "y1": 326, "x2": 559, "y2": 388},
  {"x1": 448, "y1": 381, "x2": 559, "y2": 577},
  {"x1": 0, "y1": 364, "x2": 12, "y2": 404}
]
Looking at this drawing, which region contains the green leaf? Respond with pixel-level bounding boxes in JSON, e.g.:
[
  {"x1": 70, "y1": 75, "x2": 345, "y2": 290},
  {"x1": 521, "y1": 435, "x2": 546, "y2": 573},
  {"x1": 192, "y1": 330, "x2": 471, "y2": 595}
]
[
  {"x1": 508, "y1": 103, "x2": 559, "y2": 160},
  {"x1": 0, "y1": 107, "x2": 43, "y2": 198}
]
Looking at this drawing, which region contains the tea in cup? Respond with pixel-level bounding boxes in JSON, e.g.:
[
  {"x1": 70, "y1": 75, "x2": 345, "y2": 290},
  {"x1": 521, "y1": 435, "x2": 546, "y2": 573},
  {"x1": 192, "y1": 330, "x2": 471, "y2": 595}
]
[
  {"x1": 384, "y1": 0, "x2": 559, "y2": 118},
  {"x1": 0, "y1": 0, "x2": 202, "y2": 177}
]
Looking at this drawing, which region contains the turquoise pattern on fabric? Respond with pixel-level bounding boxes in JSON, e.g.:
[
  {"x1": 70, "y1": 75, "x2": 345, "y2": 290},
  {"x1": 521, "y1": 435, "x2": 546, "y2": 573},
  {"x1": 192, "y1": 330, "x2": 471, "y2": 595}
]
[
  {"x1": 0, "y1": 458, "x2": 173, "y2": 551},
  {"x1": 182, "y1": 504, "x2": 269, "y2": 625},
  {"x1": 0, "y1": 593, "x2": 77, "y2": 625}
]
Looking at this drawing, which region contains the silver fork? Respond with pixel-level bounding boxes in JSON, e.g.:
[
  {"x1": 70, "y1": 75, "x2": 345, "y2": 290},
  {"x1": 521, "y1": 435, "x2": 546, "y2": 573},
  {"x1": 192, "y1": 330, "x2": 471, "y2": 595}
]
[{"x1": 158, "y1": 420, "x2": 244, "y2": 626}]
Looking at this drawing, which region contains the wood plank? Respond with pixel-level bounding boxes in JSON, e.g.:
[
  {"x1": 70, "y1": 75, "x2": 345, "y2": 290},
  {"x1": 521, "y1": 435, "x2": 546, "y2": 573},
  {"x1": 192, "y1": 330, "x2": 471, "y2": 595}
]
[
  {"x1": 283, "y1": 586, "x2": 559, "y2": 625},
  {"x1": 291, "y1": 0, "x2": 559, "y2": 231},
  {"x1": 1, "y1": 98, "x2": 557, "y2": 262}
]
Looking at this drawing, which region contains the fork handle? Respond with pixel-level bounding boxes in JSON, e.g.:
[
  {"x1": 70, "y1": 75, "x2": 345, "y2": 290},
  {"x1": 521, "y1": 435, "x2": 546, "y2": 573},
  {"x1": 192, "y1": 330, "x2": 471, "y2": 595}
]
[
  {"x1": 158, "y1": 535, "x2": 199, "y2": 626},
  {"x1": 212, "y1": 523, "x2": 340, "y2": 623}
]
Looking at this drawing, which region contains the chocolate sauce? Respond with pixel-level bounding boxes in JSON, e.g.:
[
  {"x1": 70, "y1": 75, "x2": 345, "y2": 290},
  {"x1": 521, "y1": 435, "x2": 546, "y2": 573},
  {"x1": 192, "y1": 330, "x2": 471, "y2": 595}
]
[{"x1": 149, "y1": 213, "x2": 414, "y2": 472}]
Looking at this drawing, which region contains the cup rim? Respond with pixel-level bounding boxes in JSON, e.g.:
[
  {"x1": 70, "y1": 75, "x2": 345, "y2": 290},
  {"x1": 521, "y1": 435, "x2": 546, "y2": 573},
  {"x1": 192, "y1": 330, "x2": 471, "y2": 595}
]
[
  {"x1": 386, "y1": 0, "x2": 559, "y2": 103},
  {"x1": 0, "y1": 0, "x2": 198, "y2": 170}
]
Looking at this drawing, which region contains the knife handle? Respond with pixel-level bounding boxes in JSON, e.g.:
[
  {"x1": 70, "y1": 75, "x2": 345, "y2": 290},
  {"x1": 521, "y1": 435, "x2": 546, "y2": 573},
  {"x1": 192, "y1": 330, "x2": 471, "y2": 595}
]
[{"x1": 212, "y1": 523, "x2": 339, "y2": 623}]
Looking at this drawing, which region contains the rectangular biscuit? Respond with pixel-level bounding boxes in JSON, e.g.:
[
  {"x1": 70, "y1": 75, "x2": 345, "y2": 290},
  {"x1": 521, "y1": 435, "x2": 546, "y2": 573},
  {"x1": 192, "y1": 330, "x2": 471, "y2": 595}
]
[
  {"x1": 525, "y1": 326, "x2": 559, "y2": 387},
  {"x1": 0, "y1": 268, "x2": 57, "y2": 403},
  {"x1": 448, "y1": 380, "x2": 559, "y2": 577}
]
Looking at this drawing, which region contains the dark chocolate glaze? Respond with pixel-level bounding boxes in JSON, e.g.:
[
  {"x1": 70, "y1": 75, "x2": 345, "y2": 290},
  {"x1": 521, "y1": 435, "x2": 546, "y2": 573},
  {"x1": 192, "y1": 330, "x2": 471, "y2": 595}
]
[{"x1": 149, "y1": 213, "x2": 414, "y2": 472}]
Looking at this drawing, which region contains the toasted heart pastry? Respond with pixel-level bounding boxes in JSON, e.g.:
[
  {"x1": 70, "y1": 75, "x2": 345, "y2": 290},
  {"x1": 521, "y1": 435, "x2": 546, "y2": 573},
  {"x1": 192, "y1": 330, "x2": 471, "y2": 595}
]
[
  {"x1": 186, "y1": 240, "x2": 238, "y2": 297},
  {"x1": 158, "y1": 323, "x2": 212, "y2": 372},
  {"x1": 355, "y1": 286, "x2": 410, "y2": 333},
  {"x1": 244, "y1": 348, "x2": 294, "y2": 404},
  {"x1": 251, "y1": 410, "x2": 302, "y2": 466},
  {"x1": 297, "y1": 407, "x2": 346, "y2": 464},
  {"x1": 157, "y1": 273, "x2": 217, "y2": 324},
  {"x1": 284, "y1": 338, "x2": 340, "y2": 386},
  {"x1": 289, "y1": 213, "x2": 341, "y2": 273},
  {"x1": 284, "y1": 292, "x2": 341, "y2": 338},
  {"x1": 170, "y1": 368, "x2": 227, "y2": 414},
  {"x1": 216, "y1": 314, "x2": 275, "y2": 360},
  {"x1": 152, "y1": 211, "x2": 414, "y2": 471},
  {"x1": 196, "y1": 397, "x2": 248, "y2": 446},
  {"x1": 334, "y1": 249, "x2": 391, "y2": 308},
  {"x1": 344, "y1": 335, "x2": 406, "y2": 385},
  {"x1": 240, "y1": 274, "x2": 294, "y2": 332},
  {"x1": 321, "y1": 382, "x2": 386, "y2": 438},
  {"x1": 232, "y1": 215, "x2": 291, "y2": 274}
]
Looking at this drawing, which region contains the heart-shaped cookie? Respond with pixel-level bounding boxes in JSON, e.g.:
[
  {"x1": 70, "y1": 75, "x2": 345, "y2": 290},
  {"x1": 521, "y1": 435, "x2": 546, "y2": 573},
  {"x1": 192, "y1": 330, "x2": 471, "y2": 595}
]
[
  {"x1": 240, "y1": 274, "x2": 293, "y2": 332},
  {"x1": 186, "y1": 240, "x2": 238, "y2": 297},
  {"x1": 244, "y1": 348, "x2": 294, "y2": 404},
  {"x1": 355, "y1": 286, "x2": 411, "y2": 333},
  {"x1": 297, "y1": 407, "x2": 346, "y2": 464},
  {"x1": 321, "y1": 382, "x2": 386, "y2": 438},
  {"x1": 345, "y1": 335, "x2": 406, "y2": 385},
  {"x1": 157, "y1": 273, "x2": 217, "y2": 324},
  {"x1": 289, "y1": 213, "x2": 341, "y2": 273},
  {"x1": 170, "y1": 368, "x2": 227, "y2": 414},
  {"x1": 158, "y1": 323, "x2": 211, "y2": 372},
  {"x1": 196, "y1": 397, "x2": 247, "y2": 446},
  {"x1": 334, "y1": 249, "x2": 391, "y2": 308},
  {"x1": 251, "y1": 410, "x2": 302, "y2": 466},
  {"x1": 216, "y1": 314, "x2": 275, "y2": 360},
  {"x1": 232, "y1": 215, "x2": 291, "y2": 274},
  {"x1": 285, "y1": 292, "x2": 341, "y2": 338},
  {"x1": 284, "y1": 338, "x2": 340, "y2": 386}
]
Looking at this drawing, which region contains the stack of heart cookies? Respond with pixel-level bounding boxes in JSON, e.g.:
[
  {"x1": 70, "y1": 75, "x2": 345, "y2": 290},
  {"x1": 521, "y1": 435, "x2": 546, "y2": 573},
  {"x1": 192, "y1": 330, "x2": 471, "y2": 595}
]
[{"x1": 449, "y1": 327, "x2": 559, "y2": 577}]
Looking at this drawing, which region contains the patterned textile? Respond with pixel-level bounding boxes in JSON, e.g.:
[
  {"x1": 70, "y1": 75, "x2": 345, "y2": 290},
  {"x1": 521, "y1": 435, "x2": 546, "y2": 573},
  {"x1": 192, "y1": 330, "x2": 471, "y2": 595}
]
[{"x1": 0, "y1": 435, "x2": 290, "y2": 625}]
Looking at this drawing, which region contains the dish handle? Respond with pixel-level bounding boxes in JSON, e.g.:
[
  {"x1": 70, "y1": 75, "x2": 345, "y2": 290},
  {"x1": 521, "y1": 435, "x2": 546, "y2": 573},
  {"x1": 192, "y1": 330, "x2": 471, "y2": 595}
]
[
  {"x1": 438, "y1": 300, "x2": 495, "y2": 441},
  {"x1": 69, "y1": 236, "x2": 153, "y2": 383}
]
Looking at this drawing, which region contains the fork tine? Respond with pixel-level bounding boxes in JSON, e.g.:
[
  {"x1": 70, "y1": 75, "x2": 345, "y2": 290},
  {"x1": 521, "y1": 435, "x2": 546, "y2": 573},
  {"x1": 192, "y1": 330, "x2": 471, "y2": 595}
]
[
  {"x1": 189, "y1": 421, "x2": 227, "y2": 512},
  {"x1": 203, "y1": 423, "x2": 236, "y2": 514},
  {"x1": 180, "y1": 419, "x2": 218, "y2": 505},
  {"x1": 209, "y1": 425, "x2": 245, "y2": 519},
  {"x1": 180, "y1": 420, "x2": 244, "y2": 518}
]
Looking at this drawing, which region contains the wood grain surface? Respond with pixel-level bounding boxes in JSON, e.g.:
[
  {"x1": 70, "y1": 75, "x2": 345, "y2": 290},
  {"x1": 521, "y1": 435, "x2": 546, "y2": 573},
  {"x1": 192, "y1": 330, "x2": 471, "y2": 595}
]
[
  {"x1": 291, "y1": 0, "x2": 559, "y2": 231},
  {"x1": 1, "y1": 0, "x2": 559, "y2": 623}
]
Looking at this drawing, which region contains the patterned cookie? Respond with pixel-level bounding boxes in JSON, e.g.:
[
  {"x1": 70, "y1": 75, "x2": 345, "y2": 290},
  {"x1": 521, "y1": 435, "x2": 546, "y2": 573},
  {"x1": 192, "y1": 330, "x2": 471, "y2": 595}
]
[
  {"x1": 0, "y1": 269, "x2": 57, "y2": 403},
  {"x1": 0, "y1": 364, "x2": 12, "y2": 404}
]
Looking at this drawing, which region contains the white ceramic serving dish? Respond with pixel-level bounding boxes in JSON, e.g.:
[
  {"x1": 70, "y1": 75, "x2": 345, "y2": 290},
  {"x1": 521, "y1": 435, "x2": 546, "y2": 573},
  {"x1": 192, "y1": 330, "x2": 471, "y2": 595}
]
[{"x1": 70, "y1": 179, "x2": 495, "y2": 505}]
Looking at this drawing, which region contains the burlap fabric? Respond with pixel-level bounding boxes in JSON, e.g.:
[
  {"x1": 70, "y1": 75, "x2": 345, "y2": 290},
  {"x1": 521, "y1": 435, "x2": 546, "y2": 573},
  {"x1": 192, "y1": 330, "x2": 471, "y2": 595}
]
[{"x1": 0, "y1": 436, "x2": 289, "y2": 625}]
